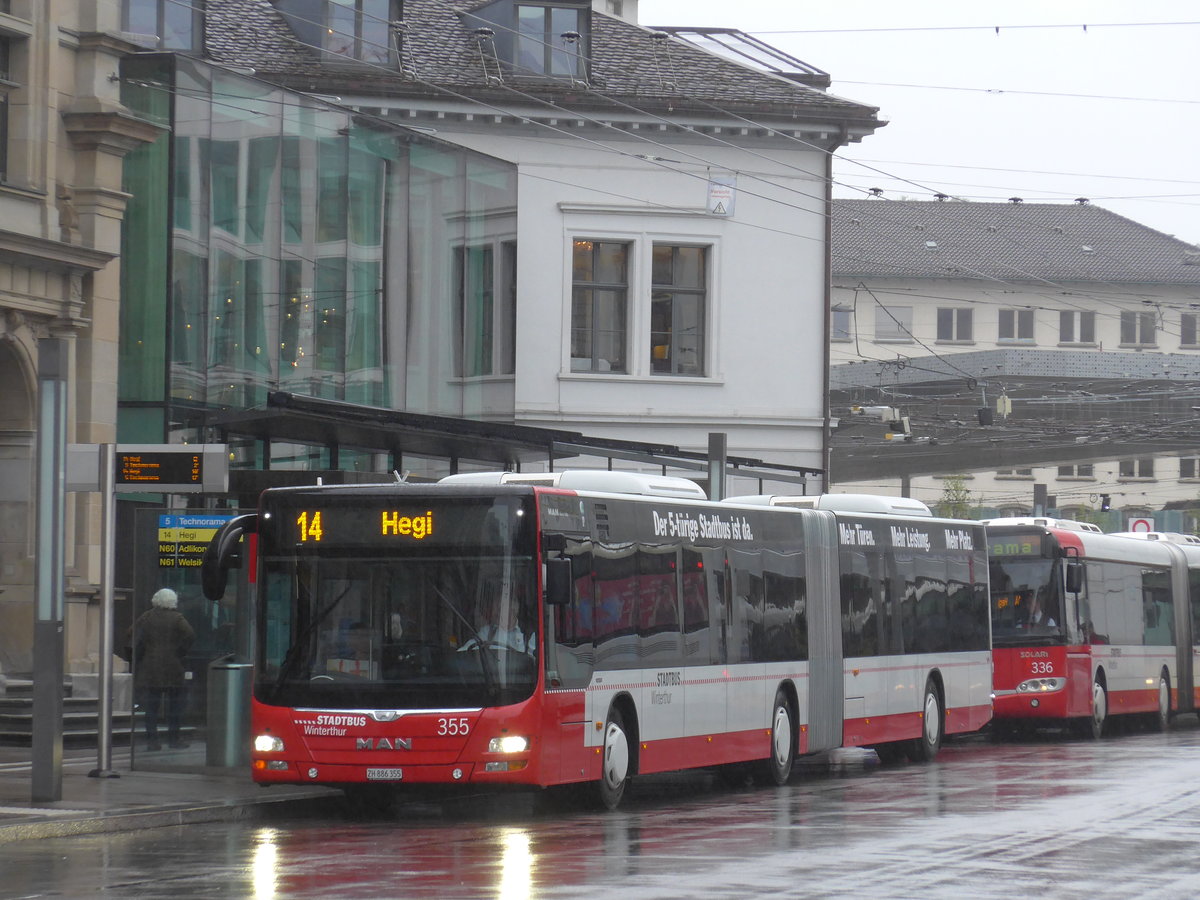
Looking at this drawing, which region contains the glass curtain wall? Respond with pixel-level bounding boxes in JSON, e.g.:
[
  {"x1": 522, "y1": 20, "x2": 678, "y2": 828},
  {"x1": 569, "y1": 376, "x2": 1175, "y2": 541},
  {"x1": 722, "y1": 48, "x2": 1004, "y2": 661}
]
[{"x1": 119, "y1": 57, "x2": 517, "y2": 461}]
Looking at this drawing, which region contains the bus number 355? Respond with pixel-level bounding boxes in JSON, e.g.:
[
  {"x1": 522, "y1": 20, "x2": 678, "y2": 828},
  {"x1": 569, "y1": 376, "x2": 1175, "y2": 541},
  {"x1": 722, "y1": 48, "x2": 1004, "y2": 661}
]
[
  {"x1": 1030, "y1": 661, "x2": 1054, "y2": 675},
  {"x1": 438, "y1": 718, "x2": 470, "y2": 736}
]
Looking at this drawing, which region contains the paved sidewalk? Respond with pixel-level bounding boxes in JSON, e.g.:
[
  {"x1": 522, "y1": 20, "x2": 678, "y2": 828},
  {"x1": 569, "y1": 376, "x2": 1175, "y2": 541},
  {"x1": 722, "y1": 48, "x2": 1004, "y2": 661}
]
[{"x1": 0, "y1": 746, "x2": 338, "y2": 843}]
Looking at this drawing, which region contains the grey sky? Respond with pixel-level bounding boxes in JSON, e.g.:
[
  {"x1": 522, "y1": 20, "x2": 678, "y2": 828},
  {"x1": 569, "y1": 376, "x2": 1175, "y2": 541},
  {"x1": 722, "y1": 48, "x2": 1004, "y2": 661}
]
[{"x1": 639, "y1": 0, "x2": 1199, "y2": 244}]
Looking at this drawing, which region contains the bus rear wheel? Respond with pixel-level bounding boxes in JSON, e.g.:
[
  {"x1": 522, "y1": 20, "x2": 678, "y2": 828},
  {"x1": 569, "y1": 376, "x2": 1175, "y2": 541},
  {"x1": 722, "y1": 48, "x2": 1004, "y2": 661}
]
[
  {"x1": 1147, "y1": 672, "x2": 1170, "y2": 732},
  {"x1": 758, "y1": 688, "x2": 795, "y2": 786},
  {"x1": 907, "y1": 678, "x2": 943, "y2": 762},
  {"x1": 598, "y1": 707, "x2": 631, "y2": 810}
]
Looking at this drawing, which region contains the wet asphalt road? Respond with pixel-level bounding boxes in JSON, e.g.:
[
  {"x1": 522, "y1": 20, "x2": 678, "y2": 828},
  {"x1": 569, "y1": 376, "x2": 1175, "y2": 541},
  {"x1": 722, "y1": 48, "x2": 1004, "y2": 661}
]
[{"x1": 4, "y1": 721, "x2": 1200, "y2": 899}]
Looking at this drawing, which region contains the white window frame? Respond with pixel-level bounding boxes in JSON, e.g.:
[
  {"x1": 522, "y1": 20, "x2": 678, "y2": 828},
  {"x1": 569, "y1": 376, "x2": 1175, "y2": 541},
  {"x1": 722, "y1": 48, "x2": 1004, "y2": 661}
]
[
  {"x1": 1181, "y1": 312, "x2": 1200, "y2": 349},
  {"x1": 1059, "y1": 310, "x2": 1096, "y2": 345},
  {"x1": 1119, "y1": 310, "x2": 1157, "y2": 348},
  {"x1": 1056, "y1": 463, "x2": 1095, "y2": 479},
  {"x1": 831, "y1": 306, "x2": 852, "y2": 342},
  {"x1": 562, "y1": 229, "x2": 720, "y2": 381},
  {"x1": 1118, "y1": 457, "x2": 1155, "y2": 480},
  {"x1": 570, "y1": 238, "x2": 630, "y2": 374},
  {"x1": 999, "y1": 308, "x2": 1034, "y2": 342},
  {"x1": 936, "y1": 307, "x2": 973, "y2": 343},
  {"x1": 874, "y1": 305, "x2": 913, "y2": 343}
]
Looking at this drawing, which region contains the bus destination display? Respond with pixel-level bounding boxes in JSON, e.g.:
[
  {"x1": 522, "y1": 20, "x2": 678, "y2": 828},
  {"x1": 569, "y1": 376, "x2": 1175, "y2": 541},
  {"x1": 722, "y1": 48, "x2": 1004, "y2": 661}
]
[
  {"x1": 295, "y1": 509, "x2": 434, "y2": 542},
  {"x1": 989, "y1": 535, "x2": 1043, "y2": 558},
  {"x1": 117, "y1": 450, "x2": 202, "y2": 486},
  {"x1": 271, "y1": 496, "x2": 533, "y2": 551}
]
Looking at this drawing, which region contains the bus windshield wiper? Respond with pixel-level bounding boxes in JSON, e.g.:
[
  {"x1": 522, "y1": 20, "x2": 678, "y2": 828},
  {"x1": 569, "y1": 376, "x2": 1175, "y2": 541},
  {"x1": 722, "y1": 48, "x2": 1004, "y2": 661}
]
[
  {"x1": 430, "y1": 582, "x2": 499, "y2": 701},
  {"x1": 272, "y1": 582, "x2": 354, "y2": 700}
]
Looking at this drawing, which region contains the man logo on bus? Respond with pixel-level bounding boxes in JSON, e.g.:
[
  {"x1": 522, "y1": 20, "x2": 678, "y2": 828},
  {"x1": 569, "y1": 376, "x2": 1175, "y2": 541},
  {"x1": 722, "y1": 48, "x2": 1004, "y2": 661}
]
[{"x1": 356, "y1": 737, "x2": 413, "y2": 751}]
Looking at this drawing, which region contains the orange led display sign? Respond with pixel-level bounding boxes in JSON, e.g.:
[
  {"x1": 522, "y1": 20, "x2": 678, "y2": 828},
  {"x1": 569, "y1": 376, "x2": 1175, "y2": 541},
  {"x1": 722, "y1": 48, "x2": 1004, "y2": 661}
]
[
  {"x1": 294, "y1": 509, "x2": 435, "y2": 541},
  {"x1": 381, "y1": 510, "x2": 434, "y2": 539}
]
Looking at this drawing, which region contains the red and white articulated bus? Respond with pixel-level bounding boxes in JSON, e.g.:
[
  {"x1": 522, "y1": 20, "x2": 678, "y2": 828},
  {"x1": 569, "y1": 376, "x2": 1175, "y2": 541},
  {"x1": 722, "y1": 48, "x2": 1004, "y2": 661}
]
[
  {"x1": 203, "y1": 471, "x2": 991, "y2": 809},
  {"x1": 985, "y1": 518, "x2": 1199, "y2": 738}
]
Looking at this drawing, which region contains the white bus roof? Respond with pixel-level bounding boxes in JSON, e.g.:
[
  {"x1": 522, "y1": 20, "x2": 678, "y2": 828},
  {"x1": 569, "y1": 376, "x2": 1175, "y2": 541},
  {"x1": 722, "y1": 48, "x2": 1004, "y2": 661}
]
[
  {"x1": 722, "y1": 493, "x2": 933, "y2": 517},
  {"x1": 981, "y1": 516, "x2": 1103, "y2": 533},
  {"x1": 1109, "y1": 531, "x2": 1200, "y2": 545},
  {"x1": 439, "y1": 470, "x2": 708, "y2": 499}
]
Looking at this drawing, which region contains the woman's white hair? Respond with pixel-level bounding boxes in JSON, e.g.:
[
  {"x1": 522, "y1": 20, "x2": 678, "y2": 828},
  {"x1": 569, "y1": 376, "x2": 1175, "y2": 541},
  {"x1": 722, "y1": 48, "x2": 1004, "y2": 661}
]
[{"x1": 151, "y1": 588, "x2": 179, "y2": 609}]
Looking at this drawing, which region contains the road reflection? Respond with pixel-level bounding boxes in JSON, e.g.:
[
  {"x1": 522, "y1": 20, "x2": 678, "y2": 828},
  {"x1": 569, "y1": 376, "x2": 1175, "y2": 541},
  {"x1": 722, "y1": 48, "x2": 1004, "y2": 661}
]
[
  {"x1": 254, "y1": 733, "x2": 1119, "y2": 896},
  {"x1": 4, "y1": 724, "x2": 1200, "y2": 899}
]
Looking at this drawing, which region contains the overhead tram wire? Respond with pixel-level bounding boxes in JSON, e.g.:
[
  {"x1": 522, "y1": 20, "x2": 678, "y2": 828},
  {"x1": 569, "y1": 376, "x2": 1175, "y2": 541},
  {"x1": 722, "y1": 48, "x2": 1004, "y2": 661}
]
[
  {"x1": 156, "y1": 7, "x2": 1200, "y2": 430},
  {"x1": 196, "y1": 0, "x2": 958, "y2": 221},
  {"x1": 753, "y1": 20, "x2": 1200, "y2": 36},
  {"x1": 190, "y1": 7, "x2": 879, "y2": 244},
  {"x1": 150, "y1": 5, "x2": 867, "y2": 249},
  {"x1": 207, "y1": 0, "x2": 1178, "y2": 306},
  {"x1": 194, "y1": 0, "x2": 874, "y2": 222},
  {"x1": 832, "y1": 80, "x2": 1200, "y2": 106},
  {"x1": 177, "y1": 2, "x2": 1199, "y2": 341},
  {"x1": 844, "y1": 159, "x2": 1200, "y2": 189},
  {"x1": 826, "y1": 183, "x2": 1200, "y2": 340},
  {"x1": 204, "y1": 0, "x2": 1200, "y2": 250}
]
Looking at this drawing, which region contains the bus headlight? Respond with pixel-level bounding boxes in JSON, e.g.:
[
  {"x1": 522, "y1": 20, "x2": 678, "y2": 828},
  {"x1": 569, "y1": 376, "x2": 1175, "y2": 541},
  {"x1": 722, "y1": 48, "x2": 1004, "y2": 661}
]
[
  {"x1": 488, "y1": 735, "x2": 529, "y2": 754},
  {"x1": 255, "y1": 734, "x2": 286, "y2": 753},
  {"x1": 1016, "y1": 677, "x2": 1065, "y2": 693}
]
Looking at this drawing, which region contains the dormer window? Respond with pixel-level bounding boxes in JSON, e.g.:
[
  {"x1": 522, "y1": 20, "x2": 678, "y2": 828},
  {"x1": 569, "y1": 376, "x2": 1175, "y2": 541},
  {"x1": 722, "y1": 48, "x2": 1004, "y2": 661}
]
[
  {"x1": 123, "y1": 0, "x2": 204, "y2": 50},
  {"x1": 516, "y1": 4, "x2": 586, "y2": 78},
  {"x1": 324, "y1": 0, "x2": 396, "y2": 65},
  {"x1": 276, "y1": 1, "x2": 401, "y2": 67},
  {"x1": 467, "y1": 1, "x2": 589, "y2": 81}
]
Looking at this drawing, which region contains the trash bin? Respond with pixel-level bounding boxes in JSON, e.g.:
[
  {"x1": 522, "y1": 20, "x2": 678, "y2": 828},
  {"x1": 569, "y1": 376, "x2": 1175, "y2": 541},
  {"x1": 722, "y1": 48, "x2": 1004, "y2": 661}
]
[{"x1": 206, "y1": 656, "x2": 253, "y2": 767}]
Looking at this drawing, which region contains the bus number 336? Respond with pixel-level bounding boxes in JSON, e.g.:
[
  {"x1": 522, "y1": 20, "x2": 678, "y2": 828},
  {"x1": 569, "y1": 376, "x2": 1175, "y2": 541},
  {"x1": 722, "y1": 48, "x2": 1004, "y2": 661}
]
[{"x1": 1030, "y1": 661, "x2": 1054, "y2": 675}]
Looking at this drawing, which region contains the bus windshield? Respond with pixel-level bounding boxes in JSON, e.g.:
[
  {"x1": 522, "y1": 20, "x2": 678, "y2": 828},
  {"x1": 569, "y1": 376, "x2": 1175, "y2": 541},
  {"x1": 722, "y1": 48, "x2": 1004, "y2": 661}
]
[
  {"x1": 989, "y1": 555, "x2": 1066, "y2": 646},
  {"x1": 256, "y1": 491, "x2": 538, "y2": 709}
]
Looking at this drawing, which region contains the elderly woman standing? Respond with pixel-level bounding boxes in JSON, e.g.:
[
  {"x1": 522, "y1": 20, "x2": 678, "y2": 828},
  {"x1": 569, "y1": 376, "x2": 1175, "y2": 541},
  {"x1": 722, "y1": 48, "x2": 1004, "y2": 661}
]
[{"x1": 126, "y1": 588, "x2": 196, "y2": 750}]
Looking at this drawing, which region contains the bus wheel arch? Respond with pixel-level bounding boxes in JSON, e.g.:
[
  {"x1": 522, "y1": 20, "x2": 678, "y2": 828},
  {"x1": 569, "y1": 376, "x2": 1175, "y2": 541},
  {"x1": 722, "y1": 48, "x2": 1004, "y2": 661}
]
[
  {"x1": 907, "y1": 672, "x2": 944, "y2": 762},
  {"x1": 758, "y1": 682, "x2": 798, "y2": 786},
  {"x1": 598, "y1": 695, "x2": 638, "y2": 810}
]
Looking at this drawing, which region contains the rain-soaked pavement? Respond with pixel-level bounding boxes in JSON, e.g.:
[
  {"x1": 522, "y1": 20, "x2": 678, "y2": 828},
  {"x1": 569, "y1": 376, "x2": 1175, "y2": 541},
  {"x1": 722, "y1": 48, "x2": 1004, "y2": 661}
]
[{"x1": 4, "y1": 722, "x2": 1200, "y2": 899}]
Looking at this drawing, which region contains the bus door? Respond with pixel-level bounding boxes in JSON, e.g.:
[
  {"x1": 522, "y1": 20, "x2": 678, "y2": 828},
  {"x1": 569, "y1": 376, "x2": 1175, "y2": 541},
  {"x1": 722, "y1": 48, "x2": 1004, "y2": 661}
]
[
  {"x1": 726, "y1": 548, "x2": 768, "y2": 737},
  {"x1": 1063, "y1": 548, "x2": 1093, "y2": 716},
  {"x1": 681, "y1": 546, "x2": 727, "y2": 743},
  {"x1": 634, "y1": 543, "x2": 685, "y2": 754},
  {"x1": 543, "y1": 538, "x2": 595, "y2": 783}
]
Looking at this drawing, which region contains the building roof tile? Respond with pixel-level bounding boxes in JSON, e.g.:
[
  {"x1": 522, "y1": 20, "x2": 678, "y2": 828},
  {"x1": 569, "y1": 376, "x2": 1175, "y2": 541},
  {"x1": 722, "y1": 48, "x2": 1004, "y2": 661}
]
[
  {"x1": 832, "y1": 199, "x2": 1200, "y2": 284},
  {"x1": 202, "y1": 0, "x2": 879, "y2": 124}
]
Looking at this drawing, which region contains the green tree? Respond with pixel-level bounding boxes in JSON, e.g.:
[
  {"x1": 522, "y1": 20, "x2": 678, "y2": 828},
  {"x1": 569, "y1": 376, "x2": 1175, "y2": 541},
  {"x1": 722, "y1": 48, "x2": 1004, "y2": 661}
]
[{"x1": 934, "y1": 474, "x2": 975, "y2": 519}]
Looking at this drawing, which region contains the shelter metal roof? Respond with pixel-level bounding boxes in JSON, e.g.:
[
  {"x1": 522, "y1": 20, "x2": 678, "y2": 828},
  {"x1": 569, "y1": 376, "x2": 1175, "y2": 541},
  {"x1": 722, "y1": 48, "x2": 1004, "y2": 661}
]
[{"x1": 204, "y1": 392, "x2": 819, "y2": 488}]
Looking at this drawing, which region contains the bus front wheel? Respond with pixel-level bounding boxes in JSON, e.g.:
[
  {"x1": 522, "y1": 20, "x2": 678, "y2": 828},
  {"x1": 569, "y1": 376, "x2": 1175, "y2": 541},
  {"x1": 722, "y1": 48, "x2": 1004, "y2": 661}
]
[
  {"x1": 598, "y1": 707, "x2": 631, "y2": 810},
  {"x1": 1075, "y1": 678, "x2": 1107, "y2": 740}
]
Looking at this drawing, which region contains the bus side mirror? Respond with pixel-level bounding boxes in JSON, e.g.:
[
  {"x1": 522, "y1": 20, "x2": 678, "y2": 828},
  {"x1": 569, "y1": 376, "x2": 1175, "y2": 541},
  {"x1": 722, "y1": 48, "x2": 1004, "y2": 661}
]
[
  {"x1": 1064, "y1": 560, "x2": 1083, "y2": 594},
  {"x1": 544, "y1": 557, "x2": 573, "y2": 606},
  {"x1": 201, "y1": 514, "x2": 258, "y2": 602}
]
